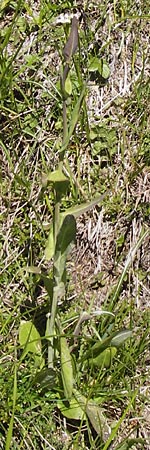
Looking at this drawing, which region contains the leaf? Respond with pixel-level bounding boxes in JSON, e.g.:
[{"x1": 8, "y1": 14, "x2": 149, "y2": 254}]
[
  {"x1": 45, "y1": 224, "x2": 54, "y2": 260},
  {"x1": 60, "y1": 336, "x2": 73, "y2": 400},
  {"x1": 46, "y1": 169, "x2": 68, "y2": 183},
  {"x1": 89, "y1": 57, "x2": 101, "y2": 72},
  {"x1": 60, "y1": 85, "x2": 86, "y2": 154},
  {"x1": 54, "y1": 215, "x2": 76, "y2": 288},
  {"x1": 19, "y1": 320, "x2": 44, "y2": 366},
  {"x1": 62, "y1": 192, "x2": 107, "y2": 218},
  {"x1": 89, "y1": 347, "x2": 117, "y2": 368},
  {"x1": 63, "y1": 16, "x2": 79, "y2": 62},
  {"x1": 111, "y1": 330, "x2": 132, "y2": 347},
  {"x1": 24, "y1": 265, "x2": 41, "y2": 274},
  {"x1": 56, "y1": 214, "x2": 76, "y2": 254},
  {"x1": 41, "y1": 275, "x2": 53, "y2": 301},
  {"x1": 101, "y1": 60, "x2": 110, "y2": 79},
  {"x1": 82, "y1": 335, "x2": 115, "y2": 361},
  {"x1": 65, "y1": 73, "x2": 72, "y2": 95},
  {"x1": 89, "y1": 57, "x2": 110, "y2": 80},
  {"x1": 73, "y1": 390, "x2": 110, "y2": 441},
  {"x1": 33, "y1": 368, "x2": 57, "y2": 391},
  {"x1": 86, "y1": 401, "x2": 110, "y2": 441},
  {"x1": 57, "y1": 397, "x2": 85, "y2": 420},
  {"x1": 83, "y1": 329, "x2": 131, "y2": 361},
  {"x1": 45, "y1": 194, "x2": 106, "y2": 261}
]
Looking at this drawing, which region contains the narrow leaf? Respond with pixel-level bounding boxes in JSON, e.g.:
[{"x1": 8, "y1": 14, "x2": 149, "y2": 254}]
[
  {"x1": 63, "y1": 16, "x2": 79, "y2": 62},
  {"x1": 60, "y1": 336, "x2": 73, "y2": 400},
  {"x1": 45, "y1": 224, "x2": 54, "y2": 260},
  {"x1": 62, "y1": 192, "x2": 107, "y2": 218}
]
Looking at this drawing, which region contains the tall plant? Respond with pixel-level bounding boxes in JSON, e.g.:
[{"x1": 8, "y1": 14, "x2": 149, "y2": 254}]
[{"x1": 17, "y1": 16, "x2": 144, "y2": 444}]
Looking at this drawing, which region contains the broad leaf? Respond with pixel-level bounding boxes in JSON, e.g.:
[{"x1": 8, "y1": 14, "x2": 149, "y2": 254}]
[
  {"x1": 83, "y1": 329, "x2": 132, "y2": 361},
  {"x1": 25, "y1": 265, "x2": 41, "y2": 274},
  {"x1": 55, "y1": 214, "x2": 76, "y2": 254},
  {"x1": 60, "y1": 336, "x2": 73, "y2": 400},
  {"x1": 101, "y1": 60, "x2": 110, "y2": 79},
  {"x1": 89, "y1": 56, "x2": 110, "y2": 80},
  {"x1": 19, "y1": 320, "x2": 44, "y2": 366},
  {"x1": 33, "y1": 368, "x2": 57, "y2": 391},
  {"x1": 45, "y1": 194, "x2": 106, "y2": 261},
  {"x1": 89, "y1": 57, "x2": 101, "y2": 72},
  {"x1": 46, "y1": 169, "x2": 68, "y2": 183},
  {"x1": 57, "y1": 397, "x2": 85, "y2": 420}
]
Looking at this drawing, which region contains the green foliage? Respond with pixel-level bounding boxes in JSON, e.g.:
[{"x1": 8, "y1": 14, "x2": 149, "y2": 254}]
[
  {"x1": 60, "y1": 334, "x2": 73, "y2": 400},
  {"x1": 19, "y1": 320, "x2": 44, "y2": 367},
  {"x1": 89, "y1": 56, "x2": 110, "y2": 80}
]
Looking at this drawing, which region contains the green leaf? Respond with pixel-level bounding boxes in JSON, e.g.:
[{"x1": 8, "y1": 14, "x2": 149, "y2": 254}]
[
  {"x1": 46, "y1": 169, "x2": 68, "y2": 183},
  {"x1": 86, "y1": 401, "x2": 110, "y2": 441},
  {"x1": 60, "y1": 85, "x2": 86, "y2": 154},
  {"x1": 73, "y1": 390, "x2": 110, "y2": 441},
  {"x1": 89, "y1": 57, "x2": 101, "y2": 72},
  {"x1": 101, "y1": 60, "x2": 110, "y2": 79},
  {"x1": 45, "y1": 224, "x2": 54, "y2": 261},
  {"x1": 83, "y1": 329, "x2": 131, "y2": 361},
  {"x1": 41, "y1": 275, "x2": 53, "y2": 301},
  {"x1": 53, "y1": 215, "x2": 76, "y2": 289},
  {"x1": 111, "y1": 330, "x2": 132, "y2": 347},
  {"x1": 45, "y1": 195, "x2": 106, "y2": 261},
  {"x1": 83, "y1": 335, "x2": 115, "y2": 361},
  {"x1": 19, "y1": 320, "x2": 44, "y2": 366},
  {"x1": 33, "y1": 368, "x2": 57, "y2": 391},
  {"x1": 60, "y1": 336, "x2": 73, "y2": 401},
  {"x1": 65, "y1": 74, "x2": 72, "y2": 95},
  {"x1": 57, "y1": 396, "x2": 85, "y2": 420},
  {"x1": 89, "y1": 347, "x2": 117, "y2": 368},
  {"x1": 56, "y1": 214, "x2": 76, "y2": 254},
  {"x1": 89, "y1": 57, "x2": 110, "y2": 80},
  {"x1": 62, "y1": 192, "x2": 106, "y2": 218},
  {"x1": 24, "y1": 265, "x2": 41, "y2": 274}
]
